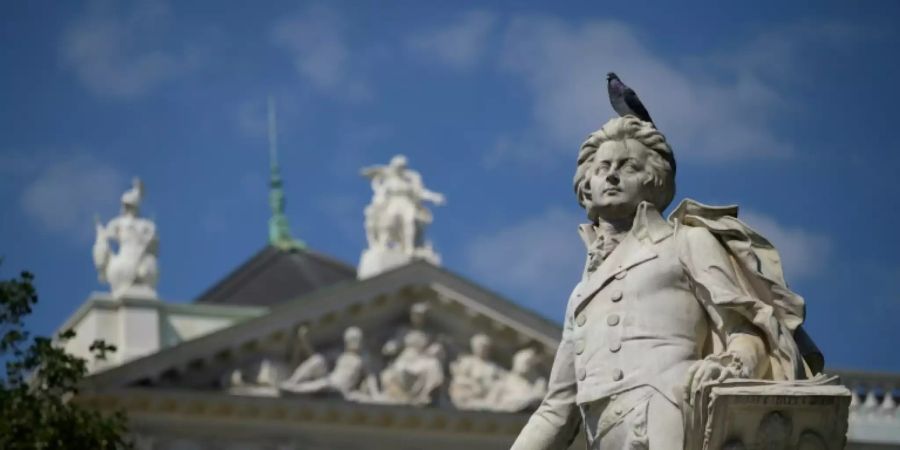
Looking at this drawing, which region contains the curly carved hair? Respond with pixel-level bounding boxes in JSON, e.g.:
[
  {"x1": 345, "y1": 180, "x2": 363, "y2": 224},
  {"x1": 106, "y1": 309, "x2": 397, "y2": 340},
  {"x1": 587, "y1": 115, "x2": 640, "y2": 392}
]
[{"x1": 573, "y1": 116, "x2": 676, "y2": 214}]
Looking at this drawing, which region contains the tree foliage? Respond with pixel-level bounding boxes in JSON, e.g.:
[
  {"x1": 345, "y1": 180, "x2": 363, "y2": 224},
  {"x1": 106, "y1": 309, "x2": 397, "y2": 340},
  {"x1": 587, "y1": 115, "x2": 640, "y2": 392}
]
[{"x1": 1, "y1": 268, "x2": 131, "y2": 449}]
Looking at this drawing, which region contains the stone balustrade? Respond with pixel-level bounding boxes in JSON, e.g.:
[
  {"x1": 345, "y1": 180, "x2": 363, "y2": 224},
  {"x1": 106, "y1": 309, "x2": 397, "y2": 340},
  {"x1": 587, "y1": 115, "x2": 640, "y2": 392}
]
[{"x1": 832, "y1": 369, "x2": 900, "y2": 447}]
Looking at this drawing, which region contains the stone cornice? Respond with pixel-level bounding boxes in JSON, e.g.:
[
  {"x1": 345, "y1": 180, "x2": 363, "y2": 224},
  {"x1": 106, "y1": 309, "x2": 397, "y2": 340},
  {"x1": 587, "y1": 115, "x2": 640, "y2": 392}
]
[
  {"x1": 76, "y1": 388, "x2": 530, "y2": 436},
  {"x1": 57, "y1": 293, "x2": 267, "y2": 337}
]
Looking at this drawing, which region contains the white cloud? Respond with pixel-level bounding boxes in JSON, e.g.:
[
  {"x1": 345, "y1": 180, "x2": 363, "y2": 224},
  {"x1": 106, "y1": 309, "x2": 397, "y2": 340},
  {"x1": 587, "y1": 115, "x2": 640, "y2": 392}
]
[
  {"x1": 495, "y1": 16, "x2": 799, "y2": 165},
  {"x1": 740, "y1": 209, "x2": 832, "y2": 280},
  {"x1": 271, "y1": 4, "x2": 371, "y2": 102},
  {"x1": 330, "y1": 123, "x2": 393, "y2": 177},
  {"x1": 60, "y1": 0, "x2": 203, "y2": 99},
  {"x1": 711, "y1": 21, "x2": 864, "y2": 85},
  {"x1": 20, "y1": 154, "x2": 127, "y2": 241},
  {"x1": 407, "y1": 11, "x2": 497, "y2": 71},
  {"x1": 314, "y1": 192, "x2": 367, "y2": 242},
  {"x1": 464, "y1": 208, "x2": 585, "y2": 308},
  {"x1": 235, "y1": 97, "x2": 269, "y2": 138},
  {"x1": 483, "y1": 17, "x2": 861, "y2": 167}
]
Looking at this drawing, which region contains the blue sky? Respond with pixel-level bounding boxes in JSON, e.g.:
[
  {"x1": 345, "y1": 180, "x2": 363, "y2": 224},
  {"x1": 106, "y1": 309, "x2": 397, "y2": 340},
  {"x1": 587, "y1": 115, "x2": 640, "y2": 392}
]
[{"x1": 2, "y1": 1, "x2": 899, "y2": 372}]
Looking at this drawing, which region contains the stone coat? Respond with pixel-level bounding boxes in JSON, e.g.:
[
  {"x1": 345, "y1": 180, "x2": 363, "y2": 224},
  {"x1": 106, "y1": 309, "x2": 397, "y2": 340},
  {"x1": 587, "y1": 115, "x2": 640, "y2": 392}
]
[{"x1": 511, "y1": 202, "x2": 805, "y2": 450}]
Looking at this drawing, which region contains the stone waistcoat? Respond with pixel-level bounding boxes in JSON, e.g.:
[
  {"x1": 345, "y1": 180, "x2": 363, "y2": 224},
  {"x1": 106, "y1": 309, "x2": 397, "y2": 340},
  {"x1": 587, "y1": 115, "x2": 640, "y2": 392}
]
[{"x1": 567, "y1": 229, "x2": 707, "y2": 407}]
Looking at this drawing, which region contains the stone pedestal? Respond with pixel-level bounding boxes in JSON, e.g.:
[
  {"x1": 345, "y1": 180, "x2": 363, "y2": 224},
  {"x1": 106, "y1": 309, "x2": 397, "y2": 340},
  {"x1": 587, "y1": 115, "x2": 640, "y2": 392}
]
[
  {"x1": 357, "y1": 246, "x2": 440, "y2": 279},
  {"x1": 685, "y1": 375, "x2": 851, "y2": 450}
]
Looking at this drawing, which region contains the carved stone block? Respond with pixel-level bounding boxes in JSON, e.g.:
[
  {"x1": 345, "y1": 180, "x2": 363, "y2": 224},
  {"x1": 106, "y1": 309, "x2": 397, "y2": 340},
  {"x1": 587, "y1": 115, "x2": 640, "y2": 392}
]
[{"x1": 685, "y1": 376, "x2": 851, "y2": 450}]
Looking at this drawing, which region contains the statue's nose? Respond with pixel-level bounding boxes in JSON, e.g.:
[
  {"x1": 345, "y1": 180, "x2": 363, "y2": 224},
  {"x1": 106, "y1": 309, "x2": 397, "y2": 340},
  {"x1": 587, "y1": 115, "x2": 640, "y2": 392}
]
[{"x1": 606, "y1": 172, "x2": 620, "y2": 185}]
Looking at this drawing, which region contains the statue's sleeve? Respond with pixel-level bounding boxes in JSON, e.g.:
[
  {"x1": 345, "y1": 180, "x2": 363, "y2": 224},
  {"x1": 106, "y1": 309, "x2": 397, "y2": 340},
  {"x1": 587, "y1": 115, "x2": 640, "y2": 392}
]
[
  {"x1": 511, "y1": 299, "x2": 581, "y2": 450},
  {"x1": 676, "y1": 225, "x2": 804, "y2": 380}
]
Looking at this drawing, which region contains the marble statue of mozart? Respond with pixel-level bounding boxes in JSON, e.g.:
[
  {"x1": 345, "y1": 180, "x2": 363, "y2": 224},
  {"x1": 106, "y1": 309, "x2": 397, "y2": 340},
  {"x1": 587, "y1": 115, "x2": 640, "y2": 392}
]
[{"x1": 511, "y1": 115, "x2": 822, "y2": 450}]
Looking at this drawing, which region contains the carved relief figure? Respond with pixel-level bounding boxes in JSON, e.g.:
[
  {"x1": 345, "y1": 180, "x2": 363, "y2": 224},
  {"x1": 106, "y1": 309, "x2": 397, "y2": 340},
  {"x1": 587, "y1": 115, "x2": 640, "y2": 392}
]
[
  {"x1": 361, "y1": 155, "x2": 445, "y2": 256},
  {"x1": 280, "y1": 326, "x2": 375, "y2": 399},
  {"x1": 225, "y1": 358, "x2": 289, "y2": 396},
  {"x1": 282, "y1": 325, "x2": 328, "y2": 386},
  {"x1": 449, "y1": 334, "x2": 504, "y2": 409},
  {"x1": 483, "y1": 348, "x2": 547, "y2": 412},
  {"x1": 381, "y1": 302, "x2": 438, "y2": 361},
  {"x1": 377, "y1": 329, "x2": 445, "y2": 406},
  {"x1": 512, "y1": 115, "x2": 818, "y2": 450},
  {"x1": 93, "y1": 178, "x2": 159, "y2": 299}
]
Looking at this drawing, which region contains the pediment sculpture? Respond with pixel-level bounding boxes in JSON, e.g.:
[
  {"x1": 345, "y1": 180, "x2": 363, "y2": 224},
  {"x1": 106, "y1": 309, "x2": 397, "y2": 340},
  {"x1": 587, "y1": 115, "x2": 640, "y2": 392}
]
[
  {"x1": 449, "y1": 333, "x2": 504, "y2": 409},
  {"x1": 220, "y1": 301, "x2": 550, "y2": 413},
  {"x1": 375, "y1": 329, "x2": 446, "y2": 406},
  {"x1": 450, "y1": 336, "x2": 547, "y2": 412},
  {"x1": 279, "y1": 326, "x2": 377, "y2": 400}
]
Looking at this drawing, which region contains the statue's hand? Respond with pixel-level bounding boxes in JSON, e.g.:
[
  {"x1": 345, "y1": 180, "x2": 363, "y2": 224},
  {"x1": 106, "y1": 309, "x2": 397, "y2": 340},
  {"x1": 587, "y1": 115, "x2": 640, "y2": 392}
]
[
  {"x1": 684, "y1": 352, "x2": 750, "y2": 406},
  {"x1": 433, "y1": 193, "x2": 446, "y2": 206},
  {"x1": 382, "y1": 340, "x2": 399, "y2": 357},
  {"x1": 93, "y1": 215, "x2": 105, "y2": 235}
]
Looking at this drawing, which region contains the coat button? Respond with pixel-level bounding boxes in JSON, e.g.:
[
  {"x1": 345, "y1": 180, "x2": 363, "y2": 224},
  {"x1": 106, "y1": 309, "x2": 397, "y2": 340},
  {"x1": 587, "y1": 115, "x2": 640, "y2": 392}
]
[
  {"x1": 577, "y1": 368, "x2": 586, "y2": 381},
  {"x1": 607, "y1": 314, "x2": 620, "y2": 326},
  {"x1": 611, "y1": 290, "x2": 623, "y2": 302},
  {"x1": 614, "y1": 271, "x2": 627, "y2": 280},
  {"x1": 575, "y1": 339, "x2": 585, "y2": 355},
  {"x1": 612, "y1": 369, "x2": 624, "y2": 381},
  {"x1": 609, "y1": 342, "x2": 621, "y2": 352},
  {"x1": 576, "y1": 313, "x2": 586, "y2": 326}
]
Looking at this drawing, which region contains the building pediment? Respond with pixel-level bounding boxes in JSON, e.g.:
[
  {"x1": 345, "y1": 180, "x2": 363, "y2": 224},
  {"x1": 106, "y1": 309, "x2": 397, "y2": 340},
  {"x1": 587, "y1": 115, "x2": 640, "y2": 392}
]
[{"x1": 83, "y1": 261, "x2": 562, "y2": 413}]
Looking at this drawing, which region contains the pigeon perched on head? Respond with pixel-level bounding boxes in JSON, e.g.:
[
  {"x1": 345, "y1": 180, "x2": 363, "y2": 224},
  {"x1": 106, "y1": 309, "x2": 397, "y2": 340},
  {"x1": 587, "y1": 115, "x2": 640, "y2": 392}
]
[{"x1": 607, "y1": 72, "x2": 654, "y2": 125}]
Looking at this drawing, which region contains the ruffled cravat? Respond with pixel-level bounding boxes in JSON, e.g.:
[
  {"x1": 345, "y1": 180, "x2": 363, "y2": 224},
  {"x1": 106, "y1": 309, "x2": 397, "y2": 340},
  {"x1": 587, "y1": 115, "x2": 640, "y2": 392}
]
[{"x1": 585, "y1": 232, "x2": 623, "y2": 273}]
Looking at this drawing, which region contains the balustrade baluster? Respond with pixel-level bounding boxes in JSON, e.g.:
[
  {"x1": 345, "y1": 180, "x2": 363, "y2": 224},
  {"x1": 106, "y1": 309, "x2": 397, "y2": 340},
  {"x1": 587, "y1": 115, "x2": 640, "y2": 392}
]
[
  {"x1": 863, "y1": 388, "x2": 880, "y2": 416},
  {"x1": 880, "y1": 385, "x2": 897, "y2": 418}
]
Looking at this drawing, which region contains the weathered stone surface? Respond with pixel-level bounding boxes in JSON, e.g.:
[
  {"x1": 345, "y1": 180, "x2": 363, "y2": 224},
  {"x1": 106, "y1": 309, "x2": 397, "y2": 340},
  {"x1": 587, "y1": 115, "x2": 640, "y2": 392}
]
[
  {"x1": 685, "y1": 376, "x2": 851, "y2": 450},
  {"x1": 511, "y1": 115, "x2": 845, "y2": 450}
]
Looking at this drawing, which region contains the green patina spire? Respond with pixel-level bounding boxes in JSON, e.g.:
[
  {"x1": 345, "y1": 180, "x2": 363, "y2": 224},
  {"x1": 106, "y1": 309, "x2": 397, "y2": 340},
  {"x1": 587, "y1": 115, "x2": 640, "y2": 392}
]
[{"x1": 267, "y1": 96, "x2": 305, "y2": 251}]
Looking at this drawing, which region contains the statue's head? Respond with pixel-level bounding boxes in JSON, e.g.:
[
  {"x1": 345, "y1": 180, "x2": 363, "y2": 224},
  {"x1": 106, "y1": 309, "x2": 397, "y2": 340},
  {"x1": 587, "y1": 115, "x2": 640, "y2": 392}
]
[
  {"x1": 512, "y1": 348, "x2": 537, "y2": 375},
  {"x1": 470, "y1": 334, "x2": 491, "y2": 359},
  {"x1": 344, "y1": 326, "x2": 363, "y2": 351},
  {"x1": 410, "y1": 302, "x2": 429, "y2": 327},
  {"x1": 573, "y1": 116, "x2": 675, "y2": 222},
  {"x1": 404, "y1": 330, "x2": 428, "y2": 352},
  {"x1": 389, "y1": 154, "x2": 408, "y2": 170},
  {"x1": 120, "y1": 177, "x2": 143, "y2": 216}
]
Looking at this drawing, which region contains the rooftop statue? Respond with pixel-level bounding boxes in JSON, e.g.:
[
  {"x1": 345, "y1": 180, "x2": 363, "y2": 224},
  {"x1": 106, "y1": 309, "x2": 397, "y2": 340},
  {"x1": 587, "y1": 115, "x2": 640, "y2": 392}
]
[
  {"x1": 358, "y1": 155, "x2": 444, "y2": 278},
  {"x1": 511, "y1": 90, "x2": 824, "y2": 448},
  {"x1": 92, "y1": 177, "x2": 159, "y2": 299}
]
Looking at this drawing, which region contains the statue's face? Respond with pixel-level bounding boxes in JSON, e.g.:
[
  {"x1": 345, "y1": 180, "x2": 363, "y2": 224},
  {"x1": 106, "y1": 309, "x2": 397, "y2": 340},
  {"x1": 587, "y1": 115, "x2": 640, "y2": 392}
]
[
  {"x1": 586, "y1": 139, "x2": 652, "y2": 222},
  {"x1": 405, "y1": 331, "x2": 427, "y2": 352},
  {"x1": 512, "y1": 352, "x2": 534, "y2": 374},
  {"x1": 121, "y1": 202, "x2": 138, "y2": 216},
  {"x1": 472, "y1": 337, "x2": 490, "y2": 358},
  {"x1": 410, "y1": 305, "x2": 427, "y2": 326},
  {"x1": 345, "y1": 330, "x2": 362, "y2": 351}
]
